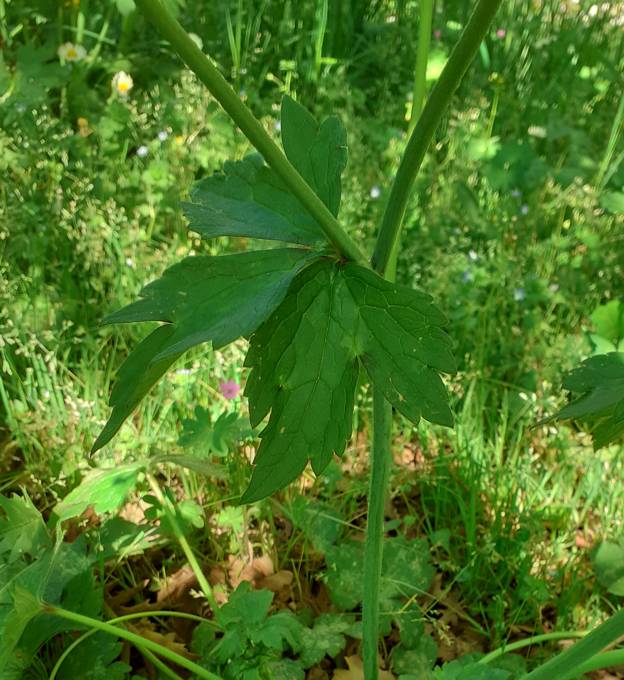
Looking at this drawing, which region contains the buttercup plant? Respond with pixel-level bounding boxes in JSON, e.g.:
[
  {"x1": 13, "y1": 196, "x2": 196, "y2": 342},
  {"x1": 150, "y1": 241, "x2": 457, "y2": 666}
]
[{"x1": 77, "y1": 0, "x2": 623, "y2": 678}]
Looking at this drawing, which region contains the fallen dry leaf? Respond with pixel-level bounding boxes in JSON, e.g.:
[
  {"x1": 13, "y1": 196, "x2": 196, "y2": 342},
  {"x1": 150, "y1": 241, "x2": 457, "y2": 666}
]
[
  {"x1": 228, "y1": 554, "x2": 274, "y2": 588},
  {"x1": 132, "y1": 623, "x2": 195, "y2": 660},
  {"x1": 332, "y1": 655, "x2": 394, "y2": 680},
  {"x1": 257, "y1": 569, "x2": 293, "y2": 592},
  {"x1": 156, "y1": 565, "x2": 197, "y2": 604}
]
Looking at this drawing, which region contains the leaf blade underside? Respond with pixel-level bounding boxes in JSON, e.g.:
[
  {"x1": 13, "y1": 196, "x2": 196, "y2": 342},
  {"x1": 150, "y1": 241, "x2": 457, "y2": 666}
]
[
  {"x1": 93, "y1": 248, "x2": 317, "y2": 453},
  {"x1": 242, "y1": 261, "x2": 455, "y2": 502}
]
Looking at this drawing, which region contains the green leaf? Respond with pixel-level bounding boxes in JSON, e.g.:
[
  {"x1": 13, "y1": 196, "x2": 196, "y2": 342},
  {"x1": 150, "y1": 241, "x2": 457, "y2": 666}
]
[
  {"x1": 177, "y1": 406, "x2": 248, "y2": 458},
  {"x1": 592, "y1": 540, "x2": 624, "y2": 596},
  {"x1": 0, "y1": 586, "x2": 42, "y2": 669},
  {"x1": 554, "y1": 352, "x2": 624, "y2": 449},
  {"x1": 58, "y1": 633, "x2": 131, "y2": 680},
  {"x1": 299, "y1": 613, "x2": 354, "y2": 668},
  {"x1": 433, "y1": 660, "x2": 511, "y2": 679},
  {"x1": 288, "y1": 497, "x2": 343, "y2": 553},
  {"x1": 92, "y1": 326, "x2": 182, "y2": 452},
  {"x1": 324, "y1": 538, "x2": 434, "y2": 612},
  {"x1": 53, "y1": 464, "x2": 144, "y2": 523},
  {"x1": 342, "y1": 264, "x2": 455, "y2": 427},
  {"x1": 243, "y1": 260, "x2": 454, "y2": 501},
  {"x1": 281, "y1": 96, "x2": 347, "y2": 217},
  {"x1": 391, "y1": 638, "x2": 437, "y2": 677},
  {"x1": 94, "y1": 248, "x2": 316, "y2": 452},
  {"x1": 590, "y1": 300, "x2": 624, "y2": 348},
  {"x1": 0, "y1": 492, "x2": 50, "y2": 561},
  {"x1": 242, "y1": 261, "x2": 359, "y2": 502},
  {"x1": 0, "y1": 536, "x2": 92, "y2": 668},
  {"x1": 182, "y1": 155, "x2": 324, "y2": 245}
]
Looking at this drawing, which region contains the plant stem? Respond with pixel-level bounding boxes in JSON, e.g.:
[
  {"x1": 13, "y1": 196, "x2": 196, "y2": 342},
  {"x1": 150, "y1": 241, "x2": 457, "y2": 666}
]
[
  {"x1": 479, "y1": 630, "x2": 586, "y2": 664},
  {"x1": 575, "y1": 650, "x2": 624, "y2": 677},
  {"x1": 362, "y1": 388, "x2": 393, "y2": 680},
  {"x1": 408, "y1": 0, "x2": 433, "y2": 135},
  {"x1": 596, "y1": 85, "x2": 624, "y2": 189},
  {"x1": 522, "y1": 609, "x2": 624, "y2": 680},
  {"x1": 371, "y1": 0, "x2": 503, "y2": 276},
  {"x1": 49, "y1": 609, "x2": 217, "y2": 679},
  {"x1": 146, "y1": 473, "x2": 218, "y2": 612},
  {"x1": 134, "y1": 0, "x2": 367, "y2": 265},
  {"x1": 45, "y1": 604, "x2": 223, "y2": 680}
]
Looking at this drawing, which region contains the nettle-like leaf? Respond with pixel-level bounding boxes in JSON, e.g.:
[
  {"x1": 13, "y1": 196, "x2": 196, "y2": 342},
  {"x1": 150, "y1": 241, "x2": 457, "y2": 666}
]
[
  {"x1": 96, "y1": 96, "x2": 455, "y2": 502},
  {"x1": 243, "y1": 260, "x2": 454, "y2": 502},
  {"x1": 553, "y1": 352, "x2": 624, "y2": 449}
]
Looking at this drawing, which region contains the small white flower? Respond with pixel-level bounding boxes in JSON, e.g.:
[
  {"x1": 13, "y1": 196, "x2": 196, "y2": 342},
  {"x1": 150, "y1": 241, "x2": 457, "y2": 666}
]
[
  {"x1": 520, "y1": 204, "x2": 529, "y2": 215},
  {"x1": 158, "y1": 130, "x2": 169, "y2": 142},
  {"x1": 58, "y1": 42, "x2": 87, "y2": 62},
  {"x1": 126, "y1": 257, "x2": 134, "y2": 268},
  {"x1": 136, "y1": 145, "x2": 149, "y2": 158},
  {"x1": 274, "y1": 120, "x2": 281, "y2": 132},
  {"x1": 370, "y1": 185, "x2": 381, "y2": 199},
  {"x1": 112, "y1": 71, "x2": 133, "y2": 97},
  {"x1": 528, "y1": 125, "x2": 547, "y2": 138},
  {"x1": 468, "y1": 249, "x2": 478, "y2": 261}
]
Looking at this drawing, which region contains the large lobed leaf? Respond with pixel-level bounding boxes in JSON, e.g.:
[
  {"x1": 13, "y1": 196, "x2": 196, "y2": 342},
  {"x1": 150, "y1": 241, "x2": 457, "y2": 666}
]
[
  {"x1": 243, "y1": 259, "x2": 455, "y2": 502},
  {"x1": 96, "y1": 96, "x2": 455, "y2": 504},
  {"x1": 554, "y1": 352, "x2": 624, "y2": 449},
  {"x1": 93, "y1": 248, "x2": 316, "y2": 452}
]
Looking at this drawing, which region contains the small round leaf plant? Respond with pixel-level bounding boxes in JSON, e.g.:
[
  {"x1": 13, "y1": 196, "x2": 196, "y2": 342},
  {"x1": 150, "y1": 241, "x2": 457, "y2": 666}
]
[{"x1": 93, "y1": 1, "x2": 503, "y2": 678}]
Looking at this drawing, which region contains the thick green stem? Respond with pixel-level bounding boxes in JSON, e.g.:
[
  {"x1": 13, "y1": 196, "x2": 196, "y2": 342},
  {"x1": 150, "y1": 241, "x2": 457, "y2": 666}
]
[
  {"x1": 45, "y1": 605, "x2": 222, "y2": 680},
  {"x1": 408, "y1": 0, "x2": 434, "y2": 135},
  {"x1": 135, "y1": 0, "x2": 366, "y2": 265},
  {"x1": 523, "y1": 609, "x2": 624, "y2": 680},
  {"x1": 372, "y1": 0, "x2": 503, "y2": 276},
  {"x1": 362, "y1": 389, "x2": 393, "y2": 680}
]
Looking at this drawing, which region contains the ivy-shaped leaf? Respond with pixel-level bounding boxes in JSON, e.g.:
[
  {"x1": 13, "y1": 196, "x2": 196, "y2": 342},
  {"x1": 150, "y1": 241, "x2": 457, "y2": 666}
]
[{"x1": 243, "y1": 260, "x2": 454, "y2": 502}]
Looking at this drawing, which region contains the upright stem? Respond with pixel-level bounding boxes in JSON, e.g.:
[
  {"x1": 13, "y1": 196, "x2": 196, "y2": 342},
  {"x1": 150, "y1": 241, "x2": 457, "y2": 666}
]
[
  {"x1": 362, "y1": 389, "x2": 393, "y2": 680},
  {"x1": 135, "y1": 0, "x2": 367, "y2": 265},
  {"x1": 408, "y1": 0, "x2": 434, "y2": 135},
  {"x1": 146, "y1": 474, "x2": 218, "y2": 612},
  {"x1": 372, "y1": 0, "x2": 503, "y2": 276}
]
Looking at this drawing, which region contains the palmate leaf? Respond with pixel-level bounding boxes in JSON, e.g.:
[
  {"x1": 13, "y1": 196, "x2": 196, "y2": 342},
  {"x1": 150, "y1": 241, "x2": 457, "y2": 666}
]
[
  {"x1": 243, "y1": 259, "x2": 455, "y2": 502},
  {"x1": 553, "y1": 352, "x2": 624, "y2": 449},
  {"x1": 96, "y1": 96, "x2": 455, "y2": 502},
  {"x1": 93, "y1": 248, "x2": 316, "y2": 452}
]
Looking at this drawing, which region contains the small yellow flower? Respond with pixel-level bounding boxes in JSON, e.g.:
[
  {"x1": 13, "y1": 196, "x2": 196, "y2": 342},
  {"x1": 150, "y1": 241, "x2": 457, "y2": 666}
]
[
  {"x1": 112, "y1": 71, "x2": 134, "y2": 97},
  {"x1": 57, "y1": 42, "x2": 87, "y2": 62}
]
